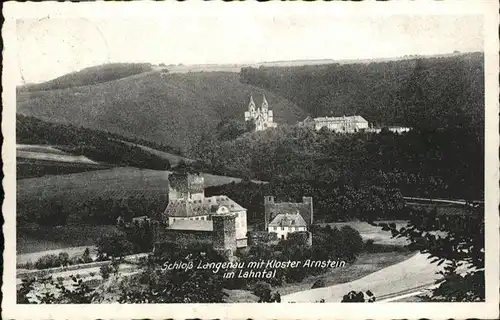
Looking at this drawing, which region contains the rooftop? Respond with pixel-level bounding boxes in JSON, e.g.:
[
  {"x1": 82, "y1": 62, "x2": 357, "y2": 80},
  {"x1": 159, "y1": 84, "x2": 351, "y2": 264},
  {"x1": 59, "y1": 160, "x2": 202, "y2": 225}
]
[
  {"x1": 168, "y1": 219, "x2": 214, "y2": 232},
  {"x1": 313, "y1": 115, "x2": 368, "y2": 123},
  {"x1": 269, "y1": 212, "x2": 307, "y2": 228},
  {"x1": 164, "y1": 195, "x2": 246, "y2": 217}
]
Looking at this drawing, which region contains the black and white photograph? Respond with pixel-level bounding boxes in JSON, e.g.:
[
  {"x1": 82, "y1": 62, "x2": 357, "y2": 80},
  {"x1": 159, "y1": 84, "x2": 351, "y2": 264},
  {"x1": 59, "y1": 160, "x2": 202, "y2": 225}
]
[{"x1": 2, "y1": 1, "x2": 499, "y2": 319}]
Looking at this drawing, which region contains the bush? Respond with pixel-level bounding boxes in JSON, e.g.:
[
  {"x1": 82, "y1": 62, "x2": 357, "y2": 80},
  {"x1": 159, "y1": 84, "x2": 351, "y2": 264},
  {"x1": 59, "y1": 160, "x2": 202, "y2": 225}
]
[
  {"x1": 364, "y1": 239, "x2": 375, "y2": 251},
  {"x1": 311, "y1": 279, "x2": 326, "y2": 289},
  {"x1": 34, "y1": 254, "x2": 62, "y2": 269},
  {"x1": 96, "y1": 231, "x2": 134, "y2": 259},
  {"x1": 58, "y1": 252, "x2": 70, "y2": 266},
  {"x1": 341, "y1": 290, "x2": 376, "y2": 302},
  {"x1": 17, "y1": 261, "x2": 35, "y2": 270},
  {"x1": 81, "y1": 248, "x2": 93, "y2": 263},
  {"x1": 339, "y1": 226, "x2": 364, "y2": 262},
  {"x1": 100, "y1": 265, "x2": 112, "y2": 280},
  {"x1": 252, "y1": 281, "x2": 272, "y2": 303}
]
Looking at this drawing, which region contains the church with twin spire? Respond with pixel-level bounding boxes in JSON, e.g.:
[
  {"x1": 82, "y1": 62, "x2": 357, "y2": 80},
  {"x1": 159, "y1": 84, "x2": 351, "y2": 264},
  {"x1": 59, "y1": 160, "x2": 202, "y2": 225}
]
[{"x1": 244, "y1": 95, "x2": 278, "y2": 132}]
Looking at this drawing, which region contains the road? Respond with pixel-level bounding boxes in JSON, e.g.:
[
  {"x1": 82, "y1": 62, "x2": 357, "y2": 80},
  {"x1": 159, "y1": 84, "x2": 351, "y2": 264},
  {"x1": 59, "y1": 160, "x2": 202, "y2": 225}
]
[{"x1": 282, "y1": 253, "x2": 444, "y2": 303}]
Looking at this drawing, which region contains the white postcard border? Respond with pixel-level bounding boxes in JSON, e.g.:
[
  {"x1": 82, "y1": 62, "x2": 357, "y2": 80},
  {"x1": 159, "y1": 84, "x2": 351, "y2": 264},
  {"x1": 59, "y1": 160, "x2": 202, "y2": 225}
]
[{"x1": 2, "y1": 1, "x2": 499, "y2": 319}]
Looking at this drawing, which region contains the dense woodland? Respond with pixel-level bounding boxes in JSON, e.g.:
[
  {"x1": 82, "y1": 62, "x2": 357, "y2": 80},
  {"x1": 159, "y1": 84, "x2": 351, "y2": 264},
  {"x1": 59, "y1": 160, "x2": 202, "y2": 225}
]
[
  {"x1": 206, "y1": 180, "x2": 406, "y2": 224},
  {"x1": 240, "y1": 53, "x2": 484, "y2": 130},
  {"x1": 200, "y1": 124, "x2": 483, "y2": 202}
]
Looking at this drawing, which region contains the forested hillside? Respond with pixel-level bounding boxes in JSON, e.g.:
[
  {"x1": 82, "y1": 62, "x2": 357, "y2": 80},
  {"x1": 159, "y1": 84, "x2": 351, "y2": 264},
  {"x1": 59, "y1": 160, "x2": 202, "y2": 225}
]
[
  {"x1": 240, "y1": 52, "x2": 484, "y2": 130},
  {"x1": 17, "y1": 115, "x2": 172, "y2": 171},
  {"x1": 18, "y1": 63, "x2": 154, "y2": 92},
  {"x1": 17, "y1": 71, "x2": 304, "y2": 155},
  {"x1": 196, "y1": 125, "x2": 483, "y2": 201}
]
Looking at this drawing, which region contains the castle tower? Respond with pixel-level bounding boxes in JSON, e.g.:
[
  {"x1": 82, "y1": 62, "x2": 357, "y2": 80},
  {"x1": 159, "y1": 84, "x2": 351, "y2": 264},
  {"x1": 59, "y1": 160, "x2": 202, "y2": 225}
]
[
  {"x1": 264, "y1": 196, "x2": 275, "y2": 230},
  {"x1": 212, "y1": 213, "x2": 237, "y2": 256},
  {"x1": 302, "y1": 196, "x2": 314, "y2": 226},
  {"x1": 168, "y1": 172, "x2": 205, "y2": 201},
  {"x1": 187, "y1": 174, "x2": 205, "y2": 201}
]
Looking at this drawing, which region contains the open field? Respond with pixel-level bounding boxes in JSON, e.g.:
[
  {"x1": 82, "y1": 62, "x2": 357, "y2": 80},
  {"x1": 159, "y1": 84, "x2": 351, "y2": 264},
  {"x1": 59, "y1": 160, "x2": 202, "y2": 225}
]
[
  {"x1": 282, "y1": 252, "x2": 444, "y2": 302},
  {"x1": 17, "y1": 167, "x2": 248, "y2": 211},
  {"x1": 17, "y1": 224, "x2": 118, "y2": 254},
  {"x1": 276, "y1": 251, "x2": 415, "y2": 296},
  {"x1": 17, "y1": 144, "x2": 112, "y2": 179},
  {"x1": 323, "y1": 220, "x2": 410, "y2": 246},
  {"x1": 18, "y1": 167, "x2": 259, "y2": 204},
  {"x1": 223, "y1": 250, "x2": 415, "y2": 302},
  {"x1": 17, "y1": 160, "x2": 111, "y2": 180},
  {"x1": 17, "y1": 150, "x2": 98, "y2": 165},
  {"x1": 17, "y1": 144, "x2": 69, "y2": 155},
  {"x1": 17, "y1": 245, "x2": 98, "y2": 265},
  {"x1": 119, "y1": 140, "x2": 195, "y2": 166}
]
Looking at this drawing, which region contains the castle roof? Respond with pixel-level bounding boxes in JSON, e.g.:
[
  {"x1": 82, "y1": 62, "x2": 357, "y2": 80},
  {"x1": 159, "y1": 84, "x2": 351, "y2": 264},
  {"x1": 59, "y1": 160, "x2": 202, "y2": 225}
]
[
  {"x1": 269, "y1": 212, "x2": 307, "y2": 228},
  {"x1": 168, "y1": 219, "x2": 213, "y2": 232},
  {"x1": 164, "y1": 195, "x2": 245, "y2": 217}
]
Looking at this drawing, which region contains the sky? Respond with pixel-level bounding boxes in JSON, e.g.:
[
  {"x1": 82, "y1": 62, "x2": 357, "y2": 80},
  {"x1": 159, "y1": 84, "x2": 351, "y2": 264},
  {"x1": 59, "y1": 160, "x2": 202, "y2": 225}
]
[{"x1": 15, "y1": 15, "x2": 483, "y2": 85}]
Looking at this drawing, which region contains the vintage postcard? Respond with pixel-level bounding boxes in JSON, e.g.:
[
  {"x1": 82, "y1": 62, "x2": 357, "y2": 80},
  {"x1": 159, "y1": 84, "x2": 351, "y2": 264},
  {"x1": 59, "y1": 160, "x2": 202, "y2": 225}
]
[{"x1": 2, "y1": 1, "x2": 499, "y2": 319}]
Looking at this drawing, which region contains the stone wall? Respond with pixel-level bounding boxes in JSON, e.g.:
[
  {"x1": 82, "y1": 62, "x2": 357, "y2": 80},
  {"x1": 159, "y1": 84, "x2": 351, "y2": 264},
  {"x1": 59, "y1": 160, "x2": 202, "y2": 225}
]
[{"x1": 212, "y1": 214, "x2": 237, "y2": 254}]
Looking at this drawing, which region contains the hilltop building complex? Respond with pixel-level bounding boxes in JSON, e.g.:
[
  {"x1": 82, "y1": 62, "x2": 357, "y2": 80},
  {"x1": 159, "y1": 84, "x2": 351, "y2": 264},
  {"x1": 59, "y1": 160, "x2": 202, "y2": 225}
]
[
  {"x1": 300, "y1": 115, "x2": 411, "y2": 134},
  {"x1": 300, "y1": 115, "x2": 369, "y2": 133},
  {"x1": 244, "y1": 95, "x2": 278, "y2": 131},
  {"x1": 153, "y1": 173, "x2": 248, "y2": 256}
]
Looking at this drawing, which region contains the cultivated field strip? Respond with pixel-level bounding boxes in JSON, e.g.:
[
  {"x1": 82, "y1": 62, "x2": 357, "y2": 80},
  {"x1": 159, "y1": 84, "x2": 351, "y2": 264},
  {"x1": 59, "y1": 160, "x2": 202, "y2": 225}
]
[{"x1": 17, "y1": 167, "x2": 247, "y2": 212}]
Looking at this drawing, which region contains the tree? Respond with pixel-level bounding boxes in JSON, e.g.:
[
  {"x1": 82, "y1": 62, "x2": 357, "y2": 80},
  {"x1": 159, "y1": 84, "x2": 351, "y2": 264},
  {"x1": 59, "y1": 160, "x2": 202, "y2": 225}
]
[
  {"x1": 245, "y1": 119, "x2": 256, "y2": 132},
  {"x1": 17, "y1": 275, "x2": 98, "y2": 304},
  {"x1": 216, "y1": 119, "x2": 248, "y2": 141},
  {"x1": 100, "y1": 264, "x2": 112, "y2": 280},
  {"x1": 96, "y1": 231, "x2": 134, "y2": 260},
  {"x1": 341, "y1": 290, "x2": 376, "y2": 302},
  {"x1": 118, "y1": 245, "x2": 228, "y2": 303},
  {"x1": 370, "y1": 203, "x2": 484, "y2": 302}
]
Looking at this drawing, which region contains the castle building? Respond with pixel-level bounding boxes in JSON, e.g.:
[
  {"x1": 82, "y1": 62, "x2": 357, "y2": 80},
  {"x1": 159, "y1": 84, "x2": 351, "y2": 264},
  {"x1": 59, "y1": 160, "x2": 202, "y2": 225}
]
[
  {"x1": 244, "y1": 95, "x2": 278, "y2": 131},
  {"x1": 154, "y1": 173, "x2": 248, "y2": 255},
  {"x1": 301, "y1": 115, "x2": 369, "y2": 133},
  {"x1": 264, "y1": 196, "x2": 313, "y2": 240}
]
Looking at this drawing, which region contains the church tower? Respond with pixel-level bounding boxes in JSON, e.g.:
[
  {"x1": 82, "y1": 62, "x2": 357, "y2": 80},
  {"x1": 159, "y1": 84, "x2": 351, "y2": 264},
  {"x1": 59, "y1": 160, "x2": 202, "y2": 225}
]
[
  {"x1": 245, "y1": 95, "x2": 257, "y2": 122},
  {"x1": 249, "y1": 96, "x2": 256, "y2": 113},
  {"x1": 261, "y1": 94, "x2": 269, "y2": 112}
]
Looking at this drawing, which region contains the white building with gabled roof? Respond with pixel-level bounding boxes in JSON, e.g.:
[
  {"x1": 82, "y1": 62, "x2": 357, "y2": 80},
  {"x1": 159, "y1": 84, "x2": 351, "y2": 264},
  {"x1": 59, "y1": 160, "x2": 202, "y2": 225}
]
[{"x1": 268, "y1": 211, "x2": 308, "y2": 240}]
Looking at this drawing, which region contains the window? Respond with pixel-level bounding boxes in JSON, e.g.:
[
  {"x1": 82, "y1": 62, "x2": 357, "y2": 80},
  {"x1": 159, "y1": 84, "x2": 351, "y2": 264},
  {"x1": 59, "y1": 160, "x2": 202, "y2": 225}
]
[
  {"x1": 274, "y1": 227, "x2": 277, "y2": 231},
  {"x1": 281, "y1": 227, "x2": 284, "y2": 231}
]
